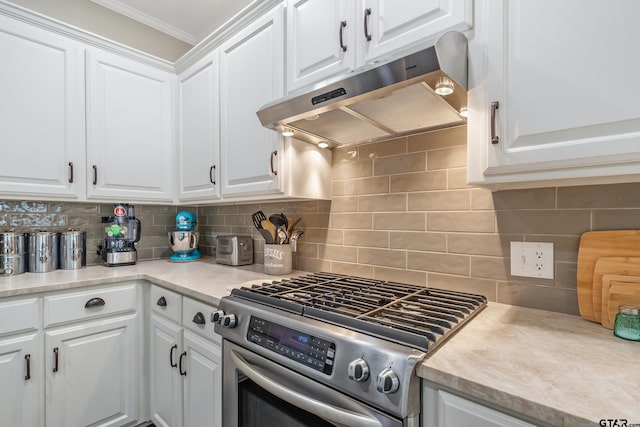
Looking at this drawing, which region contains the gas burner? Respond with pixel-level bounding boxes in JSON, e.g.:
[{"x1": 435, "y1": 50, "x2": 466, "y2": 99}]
[{"x1": 231, "y1": 272, "x2": 487, "y2": 353}]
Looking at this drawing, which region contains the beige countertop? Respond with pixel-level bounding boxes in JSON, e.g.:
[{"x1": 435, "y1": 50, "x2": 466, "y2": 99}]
[
  {"x1": 2, "y1": 258, "x2": 639, "y2": 426},
  {"x1": 418, "y1": 303, "x2": 640, "y2": 427}
]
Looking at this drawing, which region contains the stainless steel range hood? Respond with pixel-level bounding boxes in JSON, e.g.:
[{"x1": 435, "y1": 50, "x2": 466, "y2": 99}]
[{"x1": 257, "y1": 31, "x2": 468, "y2": 149}]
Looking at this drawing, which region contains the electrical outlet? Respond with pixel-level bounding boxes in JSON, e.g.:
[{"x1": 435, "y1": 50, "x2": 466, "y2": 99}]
[{"x1": 510, "y1": 242, "x2": 554, "y2": 279}]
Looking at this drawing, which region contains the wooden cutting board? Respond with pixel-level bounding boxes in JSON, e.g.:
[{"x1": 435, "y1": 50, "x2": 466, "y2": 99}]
[
  {"x1": 577, "y1": 230, "x2": 640, "y2": 321},
  {"x1": 592, "y1": 257, "x2": 640, "y2": 322},
  {"x1": 601, "y1": 274, "x2": 640, "y2": 329}
]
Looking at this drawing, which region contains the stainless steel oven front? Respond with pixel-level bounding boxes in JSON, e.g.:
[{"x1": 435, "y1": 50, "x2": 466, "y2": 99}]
[
  {"x1": 222, "y1": 340, "x2": 405, "y2": 427},
  {"x1": 215, "y1": 296, "x2": 424, "y2": 427}
]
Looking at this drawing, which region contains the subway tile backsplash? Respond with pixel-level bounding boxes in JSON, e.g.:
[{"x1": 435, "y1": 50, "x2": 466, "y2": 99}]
[{"x1": 5, "y1": 126, "x2": 640, "y2": 315}]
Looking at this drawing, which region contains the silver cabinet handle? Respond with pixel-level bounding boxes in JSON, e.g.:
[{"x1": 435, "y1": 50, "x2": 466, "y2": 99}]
[
  {"x1": 491, "y1": 101, "x2": 500, "y2": 144},
  {"x1": 68, "y1": 162, "x2": 74, "y2": 183},
  {"x1": 339, "y1": 21, "x2": 347, "y2": 52},
  {"x1": 270, "y1": 150, "x2": 278, "y2": 176},
  {"x1": 364, "y1": 8, "x2": 372, "y2": 42},
  {"x1": 230, "y1": 350, "x2": 381, "y2": 427}
]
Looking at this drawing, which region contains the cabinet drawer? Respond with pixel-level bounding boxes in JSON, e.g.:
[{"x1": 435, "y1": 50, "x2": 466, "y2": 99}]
[
  {"x1": 0, "y1": 296, "x2": 40, "y2": 336},
  {"x1": 150, "y1": 285, "x2": 181, "y2": 323},
  {"x1": 182, "y1": 297, "x2": 221, "y2": 344},
  {"x1": 44, "y1": 283, "x2": 137, "y2": 327}
]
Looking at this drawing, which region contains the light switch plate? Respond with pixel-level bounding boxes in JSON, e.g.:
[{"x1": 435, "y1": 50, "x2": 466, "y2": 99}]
[{"x1": 510, "y1": 242, "x2": 554, "y2": 279}]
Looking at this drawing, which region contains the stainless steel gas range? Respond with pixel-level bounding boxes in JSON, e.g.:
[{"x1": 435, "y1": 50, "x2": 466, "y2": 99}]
[{"x1": 214, "y1": 272, "x2": 487, "y2": 427}]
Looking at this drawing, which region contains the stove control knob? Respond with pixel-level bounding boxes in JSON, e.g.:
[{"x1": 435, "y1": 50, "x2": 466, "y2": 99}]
[
  {"x1": 376, "y1": 368, "x2": 400, "y2": 394},
  {"x1": 220, "y1": 314, "x2": 237, "y2": 328},
  {"x1": 211, "y1": 310, "x2": 225, "y2": 323},
  {"x1": 347, "y1": 358, "x2": 370, "y2": 382}
]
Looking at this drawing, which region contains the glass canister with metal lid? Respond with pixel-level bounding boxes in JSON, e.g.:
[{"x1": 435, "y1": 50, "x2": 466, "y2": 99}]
[
  {"x1": 613, "y1": 305, "x2": 640, "y2": 341},
  {"x1": 0, "y1": 230, "x2": 26, "y2": 275}
]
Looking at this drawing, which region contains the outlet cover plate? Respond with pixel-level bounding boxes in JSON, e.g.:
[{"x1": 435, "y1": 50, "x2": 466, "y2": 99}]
[{"x1": 510, "y1": 242, "x2": 554, "y2": 279}]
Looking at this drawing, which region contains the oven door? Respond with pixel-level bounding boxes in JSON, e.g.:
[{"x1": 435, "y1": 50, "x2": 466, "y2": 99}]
[{"x1": 222, "y1": 340, "x2": 405, "y2": 427}]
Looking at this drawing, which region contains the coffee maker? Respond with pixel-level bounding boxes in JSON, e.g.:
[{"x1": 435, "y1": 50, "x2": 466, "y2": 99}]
[{"x1": 100, "y1": 204, "x2": 141, "y2": 266}]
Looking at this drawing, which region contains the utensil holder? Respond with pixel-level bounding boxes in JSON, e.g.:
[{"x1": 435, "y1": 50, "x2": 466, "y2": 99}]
[{"x1": 264, "y1": 244, "x2": 292, "y2": 275}]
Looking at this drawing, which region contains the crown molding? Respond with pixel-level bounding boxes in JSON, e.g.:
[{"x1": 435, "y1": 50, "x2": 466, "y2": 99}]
[
  {"x1": 0, "y1": 0, "x2": 175, "y2": 72},
  {"x1": 90, "y1": 0, "x2": 196, "y2": 45},
  {"x1": 174, "y1": 0, "x2": 282, "y2": 74}
]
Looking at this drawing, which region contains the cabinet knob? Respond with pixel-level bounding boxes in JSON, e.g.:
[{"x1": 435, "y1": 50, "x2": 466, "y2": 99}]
[
  {"x1": 192, "y1": 311, "x2": 206, "y2": 325},
  {"x1": 156, "y1": 296, "x2": 167, "y2": 307}
]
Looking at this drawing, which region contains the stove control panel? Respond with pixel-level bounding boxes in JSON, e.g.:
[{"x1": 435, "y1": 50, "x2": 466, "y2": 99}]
[{"x1": 247, "y1": 316, "x2": 335, "y2": 375}]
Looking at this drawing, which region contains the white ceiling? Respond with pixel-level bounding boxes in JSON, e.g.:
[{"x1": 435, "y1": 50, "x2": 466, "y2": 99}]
[{"x1": 91, "y1": 0, "x2": 254, "y2": 45}]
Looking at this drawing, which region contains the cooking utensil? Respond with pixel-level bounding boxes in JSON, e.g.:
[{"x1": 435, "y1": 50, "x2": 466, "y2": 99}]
[
  {"x1": 290, "y1": 228, "x2": 304, "y2": 252},
  {"x1": 268, "y1": 214, "x2": 287, "y2": 228},
  {"x1": 277, "y1": 225, "x2": 288, "y2": 244},
  {"x1": 252, "y1": 211, "x2": 267, "y2": 229},
  {"x1": 260, "y1": 219, "x2": 277, "y2": 244},
  {"x1": 592, "y1": 257, "x2": 640, "y2": 322},
  {"x1": 577, "y1": 230, "x2": 640, "y2": 321},
  {"x1": 601, "y1": 274, "x2": 640, "y2": 329},
  {"x1": 287, "y1": 217, "x2": 302, "y2": 235}
]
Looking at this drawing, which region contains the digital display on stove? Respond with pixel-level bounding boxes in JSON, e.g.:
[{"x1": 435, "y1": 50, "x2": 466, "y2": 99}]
[{"x1": 247, "y1": 316, "x2": 335, "y2": 375}]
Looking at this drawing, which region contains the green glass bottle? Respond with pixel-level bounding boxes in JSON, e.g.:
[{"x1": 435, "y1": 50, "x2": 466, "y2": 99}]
[{"x1": 613, "y1": 306, "x2": 640, "y2": 341}]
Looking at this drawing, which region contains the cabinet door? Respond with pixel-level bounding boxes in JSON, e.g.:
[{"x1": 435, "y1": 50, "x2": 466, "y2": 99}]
[
  {"x1": 286, "y1": 0, "x2": 355, "y2": 91},
  {"x1": 0, "y1": 15, "x2": 84, "y2": 200},
  {"x1": 45, "y1": 314, "x2": 138, "y2": 427},
  {"x1": 182, "y1": 330, "x2": 222, "y2": 427},
  {"x1": 219, "y1": 5, "x2": 285, "y2": 197},
  {"x1": 86, "y1": 49, "x2": 174, "y2": 202},
  {"x1": 0, "y1": 332, "x2": 43, "y2": 427},
  {"x1": 177, "y1": 53, "x2": 221, "y2": 202},
  {"x1": 149, "y1": 314, "x2": 183, "y2": 427},
  {"x1": 361, "y1": 0, "x2": 472, "y2": 64},
  {"x1": 467, "y1": 0, "x2": 640, "y2": 188},
  {"x1": 436, "y1": 390, "x2": 534, "y2": 427}
]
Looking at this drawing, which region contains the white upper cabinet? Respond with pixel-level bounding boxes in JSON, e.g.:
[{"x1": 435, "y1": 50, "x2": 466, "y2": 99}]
[
  {"x1": 86, "y1": 49, "x2": 175, "y2": 202},
  {"x1": 286, "y1": 0, "x2": 473, "y2": 92},
  {"x1": 177, "y1": 53, "x2": 221, "y2": 202},
  {"x1": 286, "y1": 0, "x2": 356, "y2": 91},
  {"x1": 361, "y1": 0, "x2": 473, "y2": 64},
  {"x1": 219, "y1": 5, "x2": 286, "y2": 197},
  {"x1": 0, "y1": 15, "x2": 85, "y2": 200},
  {"x1": 467, "y1": 0, "x2": 640, "y2": 189}
]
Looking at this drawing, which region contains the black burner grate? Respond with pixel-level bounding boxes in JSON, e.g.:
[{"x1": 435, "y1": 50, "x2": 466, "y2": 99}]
[{"x1": 231, "y1": 272, "x2": 487, "y2": 352}]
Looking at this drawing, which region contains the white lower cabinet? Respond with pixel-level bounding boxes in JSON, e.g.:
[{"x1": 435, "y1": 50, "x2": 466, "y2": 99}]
[
  {"x1": 45, "y1": 314, "x2": 139, "y2": 427},
  {"x1": 423, "y1": 385, "x2": 536, "y2": 427},
  {"x1": 0, "y1": 294, "x2": 43, "y2": 427},
  {"x1": 43, "y1": 282, "x2": 142, "y2": 427},
  {"x1": 149, "y1": 286, "x2": 222, "y2": 427}
]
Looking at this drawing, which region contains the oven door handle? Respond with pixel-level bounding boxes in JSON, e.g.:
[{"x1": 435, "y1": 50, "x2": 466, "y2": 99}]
[{"x1": 230, "y1": 350, "x2": 382, "y2": 427}]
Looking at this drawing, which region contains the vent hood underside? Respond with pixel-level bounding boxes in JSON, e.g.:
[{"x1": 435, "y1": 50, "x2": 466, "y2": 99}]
[{"x1": 257, "y1": 31, "x2": 468, "y2": 149}]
